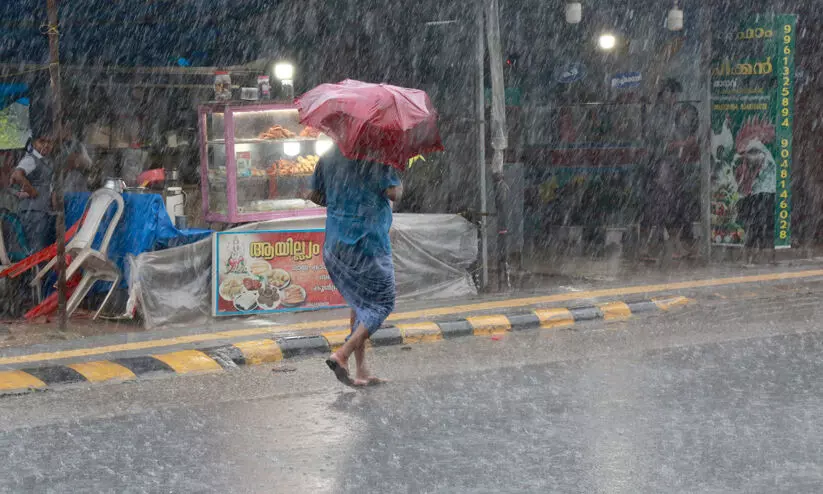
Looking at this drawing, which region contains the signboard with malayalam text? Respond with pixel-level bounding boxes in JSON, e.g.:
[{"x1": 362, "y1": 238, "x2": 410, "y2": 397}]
[
  {"x1": 610, "y1": 72, "x2": 642, "y2": 89},
  {"x1": 710, "y1": 14, "x2": 796, "y2": 249},
  {"x1": 212, "y1": 229, "x2": 346, "y2": 316}
]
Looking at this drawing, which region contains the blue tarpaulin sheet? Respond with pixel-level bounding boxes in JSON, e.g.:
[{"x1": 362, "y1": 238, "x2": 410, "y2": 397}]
[
  {"x1": 64, "y1": 192, "x2": 211, "y2": 291},
  {"x1": 0, "y1": 83, "x2": 28, "y2": 111}
]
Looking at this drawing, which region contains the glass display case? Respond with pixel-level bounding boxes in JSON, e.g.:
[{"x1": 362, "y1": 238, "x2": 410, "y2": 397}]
[{"x1": 198, "y1": 102, "x2": 334, "y2": 223}]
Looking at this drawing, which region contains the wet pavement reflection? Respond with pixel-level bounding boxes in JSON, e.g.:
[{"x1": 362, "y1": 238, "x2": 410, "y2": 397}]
[{"x1": 2, "y1": 293, "x2": 823, "y2": 493}]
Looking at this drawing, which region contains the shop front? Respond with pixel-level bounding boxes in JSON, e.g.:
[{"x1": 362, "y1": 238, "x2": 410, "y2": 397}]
[
  {"x1": 505, "y1": 0, "x2": 822, "y2": 272},
  {"x1": 510, "y1": 0, "x2": 705, "y2": 271},
  {"x1": 199, "y1": 101, "x2": 329, "y2": 225}
]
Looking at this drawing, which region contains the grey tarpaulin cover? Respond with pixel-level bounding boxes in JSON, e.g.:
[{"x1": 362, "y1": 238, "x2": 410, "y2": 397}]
[{"x1": 128, "y1": 214, "x2": 477, "y2": 329}]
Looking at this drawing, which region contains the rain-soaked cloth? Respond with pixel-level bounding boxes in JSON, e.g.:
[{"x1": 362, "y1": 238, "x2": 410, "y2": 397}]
[
  {"x1": 324, "y1": 247, "x2": 396, "y2": 336},
  {"x1": 311, "y1": 149, "x2": 400, "y2": 335},
  {"x1": 311, "y1": 149, "x2": 401, "y2": 256}
]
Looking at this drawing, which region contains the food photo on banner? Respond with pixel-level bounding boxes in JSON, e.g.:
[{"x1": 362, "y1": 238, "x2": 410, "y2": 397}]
[
  {"x1": 212, "y1": 229, "x2": 346, "y2": 316},
  {"x1": 710, "y1": 14, "x2": 796, "y2": 249}
]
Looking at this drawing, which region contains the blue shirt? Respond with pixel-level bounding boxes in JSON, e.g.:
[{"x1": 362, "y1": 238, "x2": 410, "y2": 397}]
[{"x1": 311, "y1": 150, "x2": 401, "y2": 257}]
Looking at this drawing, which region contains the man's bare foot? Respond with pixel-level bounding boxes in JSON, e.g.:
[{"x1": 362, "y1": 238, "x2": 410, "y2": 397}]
[
  {"x1": 353, "y1": 369, "x2": 388, "y2": 387},
  {"x1": 329, "y1": 352, "x2": 348, "y2": 369},
  {"x1": 352, "y1": 376, "x2": 388, "y2": 387}
]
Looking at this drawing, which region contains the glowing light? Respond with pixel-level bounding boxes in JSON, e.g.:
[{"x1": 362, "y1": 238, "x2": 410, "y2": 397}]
[
  {"x1": 315, "y1": 139, "x2": 334, "y2": 156},
  {"x1": 598, "y1": 33, "x2": 617, "y2": 50},
  {"x1": 274, "y1": 63, "x2": 294, "y2": 81},
  {"x1": 283, "y1": 141, "x2": 300, "y2": 156}
]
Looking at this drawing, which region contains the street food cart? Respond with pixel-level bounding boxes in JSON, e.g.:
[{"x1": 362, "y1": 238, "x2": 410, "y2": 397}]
[{"x1": 198, "y1": 102, "x2": 334, "y2": 224}]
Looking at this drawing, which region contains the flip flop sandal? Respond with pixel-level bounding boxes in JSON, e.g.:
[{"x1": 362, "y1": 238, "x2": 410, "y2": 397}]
[{"x1": 325, "y1": 358, "x2": 354, "y2": 387}]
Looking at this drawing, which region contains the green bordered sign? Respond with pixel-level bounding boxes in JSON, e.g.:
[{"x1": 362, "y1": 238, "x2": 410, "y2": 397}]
[
  {"x1": 774, "y1": 15, "x2": 795, "y2": 249},
  {"x1": 710, "y1": 14, "x2": 796, "y2": 249}
]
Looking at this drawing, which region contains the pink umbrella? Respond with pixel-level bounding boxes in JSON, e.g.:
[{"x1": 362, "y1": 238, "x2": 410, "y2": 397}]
[{"x1": 296, "y1": 79, "x2": 444, "y2": 170}]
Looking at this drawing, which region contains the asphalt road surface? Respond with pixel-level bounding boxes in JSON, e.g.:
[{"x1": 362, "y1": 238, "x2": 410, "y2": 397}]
[{"x1": 2, "y1": 283, "x2": 823, "y2": 493}]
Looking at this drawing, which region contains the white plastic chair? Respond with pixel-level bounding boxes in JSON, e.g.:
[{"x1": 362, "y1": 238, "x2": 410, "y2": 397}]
[{"x1": 33, "y1": 189, "x2": 125, "y2": 319}]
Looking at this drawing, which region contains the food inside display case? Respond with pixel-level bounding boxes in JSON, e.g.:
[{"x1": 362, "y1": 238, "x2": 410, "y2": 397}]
[
  {"x1": 268, "y1": 155, "x2": 320, "y2": 176},
  {"x1": 201, "y1": 104, "x2": 334, "y2": 220},
  {"x1": 258, "y1": 125, "x2": 296, "y2": 140}
]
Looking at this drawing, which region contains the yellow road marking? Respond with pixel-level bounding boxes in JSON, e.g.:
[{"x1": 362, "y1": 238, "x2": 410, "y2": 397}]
[
  {"x1": 389, "y1": 270, "x2": 823, "y2": 320},
  {"x1": 0, "y1": 269, "x2": 819, "y2": 367},
  {"x1": 0, "y1": 370, "x2": 46, "y2": 390},
  {"x1": 396, "y1": 322, "x2": 443, "y2": 344},
  {"x1": 598, "y1": 301, "x2": 632, "y2": 320},
  {"x1": 467, "y1": 315, "x2": 511, "y2": 335},
  {"x1": 233, "y1": 340, "x2": 283, "y2": 365},
  {"x1": 67, "y1": 361, "x2": 135, "y2": 383},
  {"x1": 152, "y1": 350, "x2": 223, "y2": 374},
  {"x1": 653, "y1": 296, "x2": 692, "y2": 311},
  {"x1": 533, "y1": 308, "x2": 575, "y2": 328}
]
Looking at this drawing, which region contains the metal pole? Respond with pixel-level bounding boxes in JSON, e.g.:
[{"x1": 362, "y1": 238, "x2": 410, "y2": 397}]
[
  {"x1": 47, "y1": 0, "x2": 67, "y2": 330},
  {"x1": 485, "y1": 0, "x2": 510, "y2": 290},
  {"x1": 698, "y1": 2, "x2": 712, "y2": 261},
  {"x1": 476, "y1": 0, "x2": 488, "y2": 288}
]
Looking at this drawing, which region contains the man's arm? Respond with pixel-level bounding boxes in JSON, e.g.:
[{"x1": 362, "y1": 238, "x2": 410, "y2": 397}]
[
  {"x1": 308, "y1": 189, "x2": 325, "y2": 205},
  {"x1": 384, "y1": 166, "x2": 403, "y2": 202},
  {"x1": 308, "y1": 159, "x2": 326, "y2": 206},
  {"x1": 385, "y1": 185, "x2": 403, "y2": 202},
  {"x1": 10, "y1": 168, "x2": 37, "y2": 198}
]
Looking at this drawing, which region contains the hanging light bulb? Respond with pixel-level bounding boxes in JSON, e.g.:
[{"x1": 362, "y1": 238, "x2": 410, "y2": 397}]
[
  {"x1": 283, "y1": 141, "x2": 301, "y2": 157},
  {"x1": 667, "y1": 2, "x2": 684, "y2": 31},
  {"x1": 598, "y1": 33, "x2": 617, "y2": 50},
  {"x1": 566, "y1": 2, "x2": 582, "y2": 24}
]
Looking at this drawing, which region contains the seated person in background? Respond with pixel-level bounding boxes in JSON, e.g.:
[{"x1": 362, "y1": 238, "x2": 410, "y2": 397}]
[
  {"x1": 11, "y1": 132, "x2": 56, "y2": 253},
  {"x1": 49, "y1": 125, "x2": 92, "y2": 213},
  {"x1": 0, "y1": 151, "x2": 22, "y2": 212},
  {"x1": 59, "y1": 124, "x2": 91, "y2": 195}
]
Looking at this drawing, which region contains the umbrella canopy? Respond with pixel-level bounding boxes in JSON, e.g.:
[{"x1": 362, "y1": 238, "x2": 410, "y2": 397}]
[{"x1": 296, "y1": 79, "x2": 444, "y2": 170}]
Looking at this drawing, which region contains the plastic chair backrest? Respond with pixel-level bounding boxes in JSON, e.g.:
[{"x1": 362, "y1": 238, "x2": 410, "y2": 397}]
[{"x1": 70, "y1": 189, "x2": 125, "y2": 254}]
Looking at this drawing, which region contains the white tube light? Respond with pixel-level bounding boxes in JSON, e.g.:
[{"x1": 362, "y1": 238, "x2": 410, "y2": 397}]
[
  {"x1": 283, "y1": 141, "x2": 301, "y2": 156},
  {"x1": 274, "y1": 62, "x2": 295, "y2": 81},
  {"x1": 315, "y1": 139, "x2": 334, "y2": 156}
]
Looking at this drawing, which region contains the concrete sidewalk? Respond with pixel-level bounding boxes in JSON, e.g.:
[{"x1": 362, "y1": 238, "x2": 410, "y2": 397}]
[
  {"x1": 0, "y1": 295, "x2": 691, "y2": 394},
  {"x1": 2, "y1": 261, "x2": 823, "y2": 386},
  {"x1": 3, "y1": 259, "x2": 823, "y2": 395}
]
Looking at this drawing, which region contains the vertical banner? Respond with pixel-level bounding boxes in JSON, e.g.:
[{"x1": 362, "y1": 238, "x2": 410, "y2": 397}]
[
  {"x1": 213, "y1": 229, "x2": 346, "y2": 316},
  {"x1": 710, "y1": 14, "x2": 796, "y2": 248},
  {"x1": 774, "y1": 15, "x2": 795, "y2": 248}
]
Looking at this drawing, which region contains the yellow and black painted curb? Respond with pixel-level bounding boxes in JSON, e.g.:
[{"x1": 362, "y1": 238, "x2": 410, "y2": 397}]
[{"x1": 0, "y1": 296, "x2": 690, "y2": 394}]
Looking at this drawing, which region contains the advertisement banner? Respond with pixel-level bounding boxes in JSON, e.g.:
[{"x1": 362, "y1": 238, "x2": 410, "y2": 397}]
[
  {"x1": 710, "y1": 14, "x2": 796, "y2": 248},
  {"x1": 213, "y1": 229, "x2": 346, "y2": 316}
]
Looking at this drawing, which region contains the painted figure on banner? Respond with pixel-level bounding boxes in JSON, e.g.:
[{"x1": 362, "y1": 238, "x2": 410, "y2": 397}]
[{"x1": 226, "y1": 237, "x2": 248, "y2": 274}]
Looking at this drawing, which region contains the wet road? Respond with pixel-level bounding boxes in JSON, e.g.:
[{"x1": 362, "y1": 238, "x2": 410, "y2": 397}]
[{"x1": 2, "y1": 285, "x2": 823, "y2": 493}]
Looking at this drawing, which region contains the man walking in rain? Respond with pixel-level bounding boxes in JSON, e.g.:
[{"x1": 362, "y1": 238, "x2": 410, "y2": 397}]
[{"x1": 311, "y1": 147, "x2": 402, "y2": 387}]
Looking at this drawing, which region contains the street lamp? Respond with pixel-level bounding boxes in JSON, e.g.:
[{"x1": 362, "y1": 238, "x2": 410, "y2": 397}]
[
  {"x1": 598, "y1": 33, "x2": 617, "y2": 50},
  {"x1": 274, "y1": 62, "x2": 295, "y2": 100}
]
